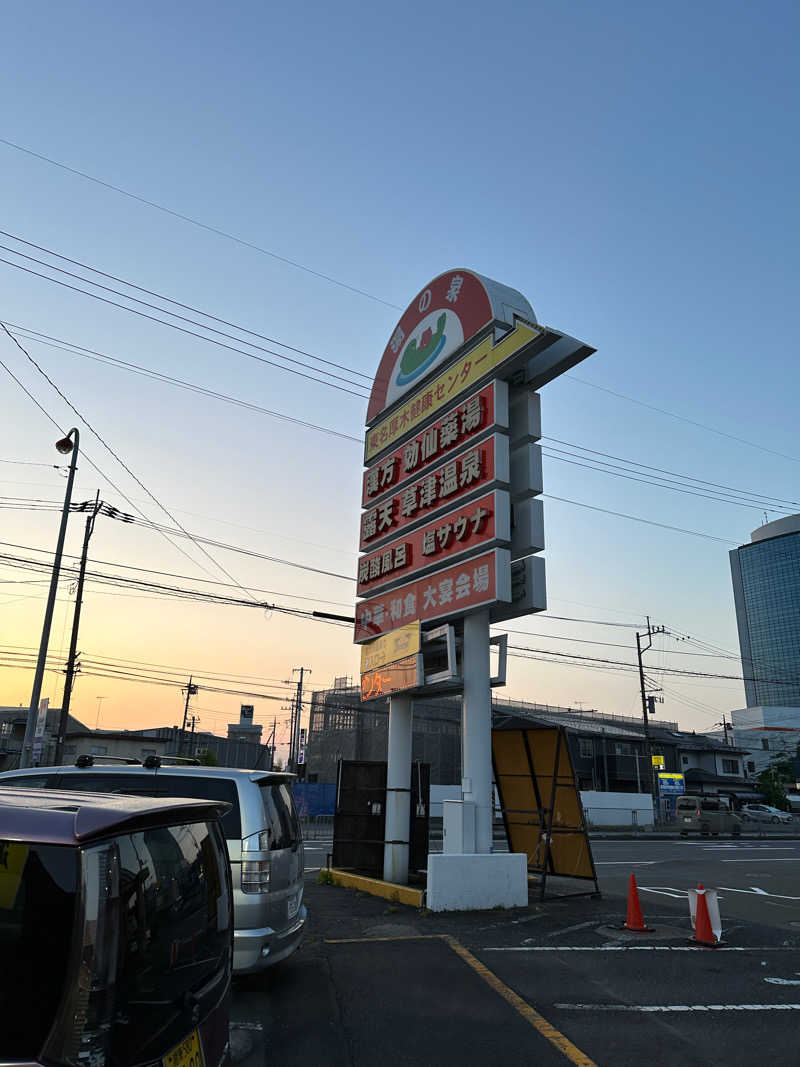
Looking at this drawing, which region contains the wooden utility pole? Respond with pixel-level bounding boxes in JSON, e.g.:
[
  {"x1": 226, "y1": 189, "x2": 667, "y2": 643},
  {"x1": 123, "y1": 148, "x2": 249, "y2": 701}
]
[
  {"x1": 636, "y1": 617, "x2": 666, "y2": 807},
  {"x1": 55, "y1": 492, "x2": 101, "y2": 765}
]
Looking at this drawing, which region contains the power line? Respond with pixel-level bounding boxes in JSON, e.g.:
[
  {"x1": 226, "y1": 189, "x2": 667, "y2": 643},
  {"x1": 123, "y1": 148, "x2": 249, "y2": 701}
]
[
  {"x1": 542, "y1": 435, "x2": 800, "y2": 510},
  {"x1": 0, "y1": 136, "x2": 402, "y2": 310},
  {"x1": 0, "y1": 230, "x2": 372, "y2": 382},
  {"x1": 0, "y1": 252, "x2": 369, "y2": 399},
  {"x1": 0, "y1": 331, "x2": 227, "y2": 584},
  {"x1": 5, "y1": 320, "x2": 791, "y2": 550},
  {"x1": 542, "y1": 449, "x2": 794, "y2": 516},
  {"x1": 1, "y1": 324, "x2": 261, "y2": 600},
  {"x1": 566, "y1": 374, "x2": 800, "y2": 465},
  {"x1": 0, "y1": 243, "x2": 365, "y2": 392},
  {"x1": 0, "y1": 537, "x2": 354, "y2": 607},
  {"x1": 542, "y1": 493, "x2": 738, "y2": 545},
  {"x1": 7, "y1": 322, "x2": 362, "y2": 445}
]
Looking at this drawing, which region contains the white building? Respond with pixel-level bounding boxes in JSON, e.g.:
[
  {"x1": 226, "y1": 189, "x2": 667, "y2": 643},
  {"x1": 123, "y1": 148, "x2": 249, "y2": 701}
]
[{"x1": 731, "y1": 705, "x2": 800, "y2": 776}]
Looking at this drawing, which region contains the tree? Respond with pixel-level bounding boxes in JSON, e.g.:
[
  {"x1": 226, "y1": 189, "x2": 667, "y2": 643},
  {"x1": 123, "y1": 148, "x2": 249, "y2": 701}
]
[
  {"x1": 757, "y1": 754, "x2": 794, "y2": 809},
  {"x1": 196, "y1": 748, "x2": 219, "y2": 766}
]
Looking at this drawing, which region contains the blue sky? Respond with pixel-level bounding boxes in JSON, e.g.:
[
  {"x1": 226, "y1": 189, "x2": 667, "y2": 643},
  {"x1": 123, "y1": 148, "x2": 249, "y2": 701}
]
[{"x1": 1, "y1": 1, "x2": 798, "y2": 750}]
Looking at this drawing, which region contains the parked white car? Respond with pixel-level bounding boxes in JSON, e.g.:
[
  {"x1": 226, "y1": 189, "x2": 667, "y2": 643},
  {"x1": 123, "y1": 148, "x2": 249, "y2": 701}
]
[{"x1": 739, "y1": 803, "x2": 793, "y2": 824}]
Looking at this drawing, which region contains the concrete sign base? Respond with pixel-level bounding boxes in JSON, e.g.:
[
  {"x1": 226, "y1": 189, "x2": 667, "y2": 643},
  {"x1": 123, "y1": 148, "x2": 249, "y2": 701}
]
[{"x1": 426, "y1": 852, "x2": 528, "y2": 912}]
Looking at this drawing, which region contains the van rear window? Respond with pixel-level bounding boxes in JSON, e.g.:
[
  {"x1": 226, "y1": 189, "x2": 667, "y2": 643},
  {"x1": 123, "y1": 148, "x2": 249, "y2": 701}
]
[
  {"x1": 259, "y1": 781, "x2": 300, "y2": 850},
  {"x1": 52, "y1": 773, "x2": 242, "y2": 840},
  {"x1": 0, "y1": 842, "x2": 77, "y2": 1058}
]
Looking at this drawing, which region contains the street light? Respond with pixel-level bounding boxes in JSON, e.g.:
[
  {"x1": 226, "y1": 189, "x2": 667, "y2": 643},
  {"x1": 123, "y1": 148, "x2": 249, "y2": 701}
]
[{"x1": 20, "y1": 427, "x2": 80, "y2": 767}]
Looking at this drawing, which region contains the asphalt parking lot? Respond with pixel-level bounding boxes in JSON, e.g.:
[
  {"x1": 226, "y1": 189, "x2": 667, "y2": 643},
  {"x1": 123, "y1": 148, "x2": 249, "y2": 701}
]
[{"x1": 231, "y1": 836, "x2": 800, "y2": 1066}]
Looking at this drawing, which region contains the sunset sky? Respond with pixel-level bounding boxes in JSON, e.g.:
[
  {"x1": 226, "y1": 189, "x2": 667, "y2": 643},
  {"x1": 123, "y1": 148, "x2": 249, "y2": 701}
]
[{"x1": 1, "y1": 2, "x2": 798, "y2": 759}]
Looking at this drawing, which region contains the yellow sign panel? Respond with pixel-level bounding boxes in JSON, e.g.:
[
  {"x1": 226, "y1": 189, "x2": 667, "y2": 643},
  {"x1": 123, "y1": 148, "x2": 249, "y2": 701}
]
[
  {"x1": 492, "y1": 727, "x2": 598, "y2": 889},
  {"x1": 360, "y1": 654, "x2": 419, "y2": 701},
  {"x1": 365, "y1": 322, "x2": 539, "y2": 461},
  {"x1": 658, "y1": 772, "x2": 684, "y2": 780},
  {"x1": 651, "y1": 754, "x2": 665, "y2": 768},
  {"x1": 360, "y1": 621, "x2": 421, "y2": 673}
]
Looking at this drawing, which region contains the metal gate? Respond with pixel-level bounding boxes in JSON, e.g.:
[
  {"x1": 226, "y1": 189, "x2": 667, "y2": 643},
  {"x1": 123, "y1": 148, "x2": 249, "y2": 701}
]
[{"x1": 332, "y1": 759, "x2": 430, "y2": 879}]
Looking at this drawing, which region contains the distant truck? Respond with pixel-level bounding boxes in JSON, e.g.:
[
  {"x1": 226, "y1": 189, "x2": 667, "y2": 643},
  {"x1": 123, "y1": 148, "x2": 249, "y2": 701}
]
[{"x1": 677, "y1": 795, "x2": 742, "y2": 837}]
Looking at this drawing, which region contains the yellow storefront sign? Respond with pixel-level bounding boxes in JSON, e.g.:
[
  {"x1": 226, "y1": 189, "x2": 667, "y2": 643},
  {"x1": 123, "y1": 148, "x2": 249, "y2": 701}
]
[
  {"x1": 651, "y1": 754, "x2": 665, "y2": 768},
  {"x1": 365, "y1": 321, "x2": 540, "y2": 461},
  {"x1": 360, "y1": 621, "x2": 421, "y2": 673}
]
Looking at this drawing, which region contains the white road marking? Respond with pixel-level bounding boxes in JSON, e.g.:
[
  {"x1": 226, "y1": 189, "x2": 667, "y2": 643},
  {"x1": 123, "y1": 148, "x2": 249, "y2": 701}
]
[
  {"x1": 230, "y1": 1021, "x2": 265, "y2": 1031},
  {"x1": 765, "y1": 976, "x2": 800, "y2": 986},
  {"x1": 722, "y1": 858, "x2": 800, "y2": 862},
  {"x1": 717, "y1": 887, "x2": 800, "y2": 900},
  {"x1": 595, "y1": 861, "x2": 661, "y2": 865},
  {"x1": 483, "y1": 945, "x2": 797, "y2": 952},
  {"x1": 637, "y1": 887, "x2": 688, "y2": 899},
  {"x1": 553, "y1": 1003, "x2": 800, "y2": 1012}
]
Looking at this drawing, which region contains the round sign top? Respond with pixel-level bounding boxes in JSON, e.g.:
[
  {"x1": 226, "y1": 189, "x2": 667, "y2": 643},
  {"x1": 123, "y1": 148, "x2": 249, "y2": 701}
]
[{"x1": 366, "y1": 269, "x2": 537, "y2": 425}]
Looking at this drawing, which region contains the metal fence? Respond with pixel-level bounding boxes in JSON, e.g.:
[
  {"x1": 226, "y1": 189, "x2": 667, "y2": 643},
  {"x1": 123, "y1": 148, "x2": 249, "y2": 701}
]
[{"x1": 300, "y1": 814, "x2": 334, "y2": 840}]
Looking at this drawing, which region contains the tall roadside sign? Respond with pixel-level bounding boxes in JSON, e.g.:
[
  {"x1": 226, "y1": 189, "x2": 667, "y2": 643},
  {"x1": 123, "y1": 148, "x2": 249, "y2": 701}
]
[{"x1": 355, "y1": 269, "x2": 594, "y2": 907}]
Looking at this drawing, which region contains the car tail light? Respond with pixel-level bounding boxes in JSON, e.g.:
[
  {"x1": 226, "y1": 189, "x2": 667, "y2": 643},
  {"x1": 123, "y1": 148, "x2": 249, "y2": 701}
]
[
  {"x1": 241, "y1": 859, "x2": 271, "y2": 893},
  {"x1": 242, "y1": 830, "x2": 274, "y2": 852},
  {"x1": 42, "y1": 842, "x2": 121, "y2": 1066}
]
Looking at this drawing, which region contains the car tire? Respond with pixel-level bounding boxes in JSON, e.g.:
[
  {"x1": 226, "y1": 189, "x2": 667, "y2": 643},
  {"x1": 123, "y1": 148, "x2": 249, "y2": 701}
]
[
  {"x1": 701, "y1": 825, "x2": 710, "y2": 837},
  {"x1": 771, "y1": 816, "x2": 780, "y2": 824},
  {"x1": 680, "y1": 831, "x2": 688, "y2": 837}
]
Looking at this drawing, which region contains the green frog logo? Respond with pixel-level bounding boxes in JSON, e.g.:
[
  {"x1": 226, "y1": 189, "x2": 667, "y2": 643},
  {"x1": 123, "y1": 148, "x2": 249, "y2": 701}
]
[{"x1": 396, "y1": 312, "x2": 447, "y2": 386}]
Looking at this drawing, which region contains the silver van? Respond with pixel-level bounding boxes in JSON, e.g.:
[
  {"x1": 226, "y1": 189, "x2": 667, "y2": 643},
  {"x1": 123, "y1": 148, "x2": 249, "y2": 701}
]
[{"x1": 0, "y1": 761, "x2": 306, "y2": 975}]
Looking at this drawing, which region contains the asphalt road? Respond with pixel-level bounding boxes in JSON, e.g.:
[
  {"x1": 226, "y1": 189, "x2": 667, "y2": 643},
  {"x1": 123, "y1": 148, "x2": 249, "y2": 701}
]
[{"x1": 230, "y1": 836, "x2": 800, "y2": 1066}]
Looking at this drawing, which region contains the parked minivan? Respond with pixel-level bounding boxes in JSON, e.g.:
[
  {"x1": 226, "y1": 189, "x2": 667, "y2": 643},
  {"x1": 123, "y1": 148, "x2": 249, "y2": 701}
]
[
  {"x1": 0, "y1": 761, "x2": 306, "y2": 974},
  {"x1": 676, "y1": 794, "x2": 742, "y2": 836},
  {"x1": 0, "y1": 785, "x2": 232, "y2": 1067}
]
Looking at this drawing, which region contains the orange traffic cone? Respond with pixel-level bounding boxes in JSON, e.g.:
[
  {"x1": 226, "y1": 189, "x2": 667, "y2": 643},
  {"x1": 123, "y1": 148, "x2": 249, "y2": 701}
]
[
  {"x1": 623, "y1": 873, "x2": 653, "y2": 932},
  {"x1": 690, "y1": 883, "x2": 720, "y2": 947}
]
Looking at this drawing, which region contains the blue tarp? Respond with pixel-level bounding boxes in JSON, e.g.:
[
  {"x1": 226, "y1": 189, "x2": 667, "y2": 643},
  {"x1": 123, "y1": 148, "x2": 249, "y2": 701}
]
[{"x1": 293, "y1": 781, "x2": 335, "y2": 817}]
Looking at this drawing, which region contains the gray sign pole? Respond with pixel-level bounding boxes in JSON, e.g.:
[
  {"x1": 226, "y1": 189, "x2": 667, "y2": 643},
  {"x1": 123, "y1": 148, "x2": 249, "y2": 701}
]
[
  {"x1": 383, "y1": 694, "x2": 413, "y2": 883},
  {"x1": 462, "y1": 608, "x2": 493, "y2": 853}
]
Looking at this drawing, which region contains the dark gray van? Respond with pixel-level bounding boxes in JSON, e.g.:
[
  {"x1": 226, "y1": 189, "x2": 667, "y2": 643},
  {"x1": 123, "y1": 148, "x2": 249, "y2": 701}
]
[
  {"x1": 677, "y1": 794, "x2": 742, "y2": 837},
  {"x1": 0, "y1": 763, "x2": 306, "y2": 975},
  {"x1": 0, "y1": 786, "x2": 232, "y2": 1067}
]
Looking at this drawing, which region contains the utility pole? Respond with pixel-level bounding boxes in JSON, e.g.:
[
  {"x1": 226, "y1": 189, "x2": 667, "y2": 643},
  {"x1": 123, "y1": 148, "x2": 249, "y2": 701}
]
[
  {"x1": 21, "y1": 428, "x2": 80, "y2": 767},
  {"x1": 188, "y1": 714, "x2": 200, "y2": 756},
  {"x1": 268, "y1": 716, "x2": 277, "y2": 769},
  {"x1": 180, "y1": 676, "x2": 198, "y2": 754},
  {"x1": 716, "y1": 715, "x2": 732, "y2": 747},
  {"x1": 636, "y1": 617, "x2": 666, "y2": 807},
  {"x1": 54, "y1": 492, "x2": 101, "y2": 765},
  {"x1": 290, "y1": 667, "x2": 310, "y2": 772}
]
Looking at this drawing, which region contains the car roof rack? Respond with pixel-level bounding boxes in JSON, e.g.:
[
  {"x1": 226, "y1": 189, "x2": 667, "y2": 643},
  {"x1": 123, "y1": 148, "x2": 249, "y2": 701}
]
[
  {"x1": 75, "y1": 754, "x2": 142, "y2": 768},
  {"x1": 142, "y1": 755, "x2": 201, "y2": 769}
]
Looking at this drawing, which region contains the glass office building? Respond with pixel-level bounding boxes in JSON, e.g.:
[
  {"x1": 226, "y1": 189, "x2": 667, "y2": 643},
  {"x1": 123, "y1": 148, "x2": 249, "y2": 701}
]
[{"x1": 730, "y1": 515, "x2": 800, "y2": 707}]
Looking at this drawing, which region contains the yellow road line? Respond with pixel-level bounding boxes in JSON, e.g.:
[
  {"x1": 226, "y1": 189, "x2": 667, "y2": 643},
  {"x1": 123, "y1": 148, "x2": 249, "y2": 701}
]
[
  {"x1": 441, "y1": 936, "x2": 598, "y2": 1067},
  {"x1": 323, "y1": 932, "x2": 597, "y2": 1066}
]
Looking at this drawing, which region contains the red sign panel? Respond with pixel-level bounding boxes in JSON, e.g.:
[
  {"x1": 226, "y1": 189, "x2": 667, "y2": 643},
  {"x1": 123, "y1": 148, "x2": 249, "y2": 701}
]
[
  {"x1": 354, "y1": 549, "x2": 511, "y2": 643},
  {"x1": 357, "y1": 491, "x2": 508, "y2": 598},
  {"x1": 360, "y1": 654, "x2": 420, "y2": 701},
  {"x1": 362, "y1": 381, "x2": 505, "y2": 504},
  {"x1": 360, "y1": 434, "x2": 508, "y2": 552},
  {"x1": 366, "y1": 270, "x2": 497, "y2": 424}
]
